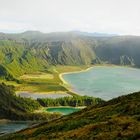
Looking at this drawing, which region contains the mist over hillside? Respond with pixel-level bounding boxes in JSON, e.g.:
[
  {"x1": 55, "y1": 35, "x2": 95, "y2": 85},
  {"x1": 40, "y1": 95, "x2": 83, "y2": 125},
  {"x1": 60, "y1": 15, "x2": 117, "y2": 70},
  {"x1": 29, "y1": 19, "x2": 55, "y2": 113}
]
[{"x1": 0, "y1": 31, "x2": 140, "y2": 78}]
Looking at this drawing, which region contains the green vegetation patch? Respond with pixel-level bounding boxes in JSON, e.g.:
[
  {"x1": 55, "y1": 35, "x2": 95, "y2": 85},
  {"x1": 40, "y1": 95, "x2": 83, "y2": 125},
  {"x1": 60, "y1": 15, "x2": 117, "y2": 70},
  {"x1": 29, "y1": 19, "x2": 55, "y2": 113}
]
[
  {"x1": 0, "y1": 83, "x2": 61, "y2": 121},
  {"x1": 5, "y1": 91, "x2": 140, "y2": 140}
]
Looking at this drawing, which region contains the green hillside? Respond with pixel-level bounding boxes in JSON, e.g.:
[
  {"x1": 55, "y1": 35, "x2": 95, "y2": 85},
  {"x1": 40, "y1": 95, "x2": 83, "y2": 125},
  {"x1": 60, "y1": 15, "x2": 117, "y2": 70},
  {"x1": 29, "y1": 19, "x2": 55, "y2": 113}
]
[
  {"x1": 95, "y1": 36, "x2": 140, "y2": 67},
  {"x1": 0, "y1": 83, "x2": 60, "y2": 121},
  {"x1": 0, "y1": 39, "x2": 95, "y2": 78},
  {"x1": 0, "y1": 32, "x2": 140, "y2": 79},
  {"x1": 5, "y1": 91, "x2": 140, "y2": 140},
  {"x1": 0, "y1": 83, "x2": 102, "y2": 121}
]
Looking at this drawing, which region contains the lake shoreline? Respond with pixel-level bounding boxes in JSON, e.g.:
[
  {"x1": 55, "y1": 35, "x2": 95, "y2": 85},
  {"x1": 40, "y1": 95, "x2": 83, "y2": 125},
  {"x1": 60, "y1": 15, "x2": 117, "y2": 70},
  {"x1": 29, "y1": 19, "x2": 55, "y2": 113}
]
[
  {"x1": 45, "y1": 106, "x2": 86, "y2": 109},
  {"x1": 16, "y1": 91, "x2": 70, "y2": 95},
  {"x1": 59, "y1": 65, "x2": 95, "y2": 94},
  {"x1": 60, "y1": 65, "x2": 140, "y2": 100},
  {"x1": 45, "y1": 106, "x2": 84, "y2": 115},
  {"x1": 60, "y1": 64, "x2": 136, "y2": 80},
  {"x1": 33, "y1": 106, "x2": 85, "y2": 116},
  {"x1": 59, "y1": 64, "x2": 132, "y2": 95},
  {"x1": 16, "y1": 64, "x2": 137, "y2": 98}
]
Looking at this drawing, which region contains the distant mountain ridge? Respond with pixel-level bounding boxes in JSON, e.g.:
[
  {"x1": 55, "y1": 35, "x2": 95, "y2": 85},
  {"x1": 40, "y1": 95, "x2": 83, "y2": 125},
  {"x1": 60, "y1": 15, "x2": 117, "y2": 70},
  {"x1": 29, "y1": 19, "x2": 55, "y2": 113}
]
[
  {"x1": 0, "y1": 30, "x2": 118, "y2": 40},
  {"x1": 0, "y1": 31, "x2": 140, "y2": 78},
  {"x1": 70, "y1": 30, "x2": 117, "y2": 37}
]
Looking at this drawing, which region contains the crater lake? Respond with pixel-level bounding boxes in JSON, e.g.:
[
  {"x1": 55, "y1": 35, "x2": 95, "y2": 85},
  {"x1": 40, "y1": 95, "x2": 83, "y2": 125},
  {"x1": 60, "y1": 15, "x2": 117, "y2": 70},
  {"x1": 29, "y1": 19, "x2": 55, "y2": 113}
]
[{"x1": 63, "y1": 66, "x2": 140, "y2": 100}]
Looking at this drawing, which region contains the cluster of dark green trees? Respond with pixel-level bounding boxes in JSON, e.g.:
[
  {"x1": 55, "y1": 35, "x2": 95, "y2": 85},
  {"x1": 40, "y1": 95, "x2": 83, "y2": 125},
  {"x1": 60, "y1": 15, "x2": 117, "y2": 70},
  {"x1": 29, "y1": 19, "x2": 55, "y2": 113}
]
[{"x1": 37, "y1": 96, "x2": 104, "y2": 107}]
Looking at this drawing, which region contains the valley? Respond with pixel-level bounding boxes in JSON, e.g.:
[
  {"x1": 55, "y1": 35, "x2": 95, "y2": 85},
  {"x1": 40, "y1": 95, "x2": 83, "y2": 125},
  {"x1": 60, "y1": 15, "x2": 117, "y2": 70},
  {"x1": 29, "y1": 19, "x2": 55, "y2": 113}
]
[
  {"x1": 1, "y1": 32, "x2": 140, "y2": 98},
  {"x1": 0, "y1": 31, "x2": 140, "y2": 139},
  {"x1": 1, "y1": 0, "x2": 140, "y2": 139}
]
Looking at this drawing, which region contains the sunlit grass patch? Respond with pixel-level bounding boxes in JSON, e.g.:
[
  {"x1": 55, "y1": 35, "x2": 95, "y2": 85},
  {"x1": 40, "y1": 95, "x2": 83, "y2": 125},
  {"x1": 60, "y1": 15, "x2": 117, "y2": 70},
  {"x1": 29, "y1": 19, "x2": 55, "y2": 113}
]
[
  {"x1": 0, "y1": 66, "x2": 89, "y2": 94},
  {"x1": 20, "y1": 73, "x2": 54, "y2": 80}
]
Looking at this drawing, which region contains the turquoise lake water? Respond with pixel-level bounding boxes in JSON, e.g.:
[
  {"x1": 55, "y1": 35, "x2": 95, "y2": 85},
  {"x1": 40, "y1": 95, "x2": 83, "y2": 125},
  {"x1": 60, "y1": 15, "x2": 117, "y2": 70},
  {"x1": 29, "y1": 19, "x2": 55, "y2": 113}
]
[
  {"x1": 46, "y1": 107, "x2": 81, "y2": 115},
  {"x1": 63, "y1": 66, "x2": 140, "y2": 100}
]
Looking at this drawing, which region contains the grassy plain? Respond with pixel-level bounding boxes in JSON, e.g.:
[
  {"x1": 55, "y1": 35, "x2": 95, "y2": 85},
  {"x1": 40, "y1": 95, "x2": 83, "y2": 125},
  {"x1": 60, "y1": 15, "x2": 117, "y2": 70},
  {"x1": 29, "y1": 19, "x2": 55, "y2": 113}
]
[{"x1": 0, "y1": 65, "x2": 90, "y2": 95}]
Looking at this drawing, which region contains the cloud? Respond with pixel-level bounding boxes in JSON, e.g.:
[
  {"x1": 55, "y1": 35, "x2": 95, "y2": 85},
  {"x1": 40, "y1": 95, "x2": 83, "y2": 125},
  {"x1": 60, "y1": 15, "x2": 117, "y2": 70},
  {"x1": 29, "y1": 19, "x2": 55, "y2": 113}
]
[{"x1": 0, "y1": 0, "x2": 140, "y2": 35}]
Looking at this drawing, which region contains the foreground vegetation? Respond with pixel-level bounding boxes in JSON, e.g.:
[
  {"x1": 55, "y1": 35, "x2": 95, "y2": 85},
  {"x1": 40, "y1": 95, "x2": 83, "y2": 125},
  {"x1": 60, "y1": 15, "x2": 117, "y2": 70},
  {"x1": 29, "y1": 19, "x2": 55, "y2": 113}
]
[
  {"x1": 4, "y1": 91, "x2": 140, "y2": 140},
  {"x1": 37, "y1": 96, "x2": 104, "y2": 107},
  {"x1": 0, "y1": 83, "x2": 61, "y2": 121}
]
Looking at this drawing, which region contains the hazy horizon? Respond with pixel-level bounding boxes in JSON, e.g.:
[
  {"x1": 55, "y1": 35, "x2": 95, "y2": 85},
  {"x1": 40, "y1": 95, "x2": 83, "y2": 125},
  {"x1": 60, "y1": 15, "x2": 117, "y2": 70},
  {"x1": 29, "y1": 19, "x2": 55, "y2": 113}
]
[
  {"x1": 0, "y1": 0, "x2": 140, "y2": 35},
  {"x1": 0, "y1": 30, "x2": 119, "y2": 35}
]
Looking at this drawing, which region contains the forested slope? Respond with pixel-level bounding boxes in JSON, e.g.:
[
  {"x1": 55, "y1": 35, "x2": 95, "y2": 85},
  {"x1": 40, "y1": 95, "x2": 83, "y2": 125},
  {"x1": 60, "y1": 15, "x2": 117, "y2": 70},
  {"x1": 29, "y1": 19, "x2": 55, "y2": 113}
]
[{"x1": 0, "y1": 83, "x2": 60, "y2": 120}]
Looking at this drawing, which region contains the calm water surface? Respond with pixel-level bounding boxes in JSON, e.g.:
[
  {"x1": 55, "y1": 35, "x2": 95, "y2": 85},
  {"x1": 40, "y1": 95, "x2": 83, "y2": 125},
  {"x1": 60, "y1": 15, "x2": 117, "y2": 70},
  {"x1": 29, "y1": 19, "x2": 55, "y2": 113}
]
[
  {"x1": 46, "y1": 107, "x2": 81, "y2": 115},
  {"x1": 17, "y1": 92, "x2": 71, "y2": 99},
  {"x1": 63, "y1": 66, "x2": 140, "y2": 100},
  {"x1": 0, "y1": 121, "x2": 29, "y2": 136}
]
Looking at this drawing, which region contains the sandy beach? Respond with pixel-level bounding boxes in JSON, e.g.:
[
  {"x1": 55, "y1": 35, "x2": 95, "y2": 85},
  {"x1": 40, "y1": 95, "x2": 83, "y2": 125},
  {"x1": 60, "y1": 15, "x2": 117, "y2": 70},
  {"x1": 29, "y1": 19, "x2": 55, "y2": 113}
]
[{"x1": 59, "y1": 66, "x2": 94, "y2": 85}]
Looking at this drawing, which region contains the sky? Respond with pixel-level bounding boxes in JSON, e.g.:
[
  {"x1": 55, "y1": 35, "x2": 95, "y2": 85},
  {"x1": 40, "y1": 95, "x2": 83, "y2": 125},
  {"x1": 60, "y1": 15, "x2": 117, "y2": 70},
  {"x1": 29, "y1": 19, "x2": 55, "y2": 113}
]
[{"x1": 0, "y1": 0, "x2": 140, "y2": 35}]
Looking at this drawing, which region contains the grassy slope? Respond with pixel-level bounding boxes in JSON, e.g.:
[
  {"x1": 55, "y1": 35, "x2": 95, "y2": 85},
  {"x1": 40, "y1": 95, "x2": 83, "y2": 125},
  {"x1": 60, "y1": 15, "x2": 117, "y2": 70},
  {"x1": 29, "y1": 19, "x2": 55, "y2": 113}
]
[
  {"x1": 0, "y1": 83, "x2": 60, "y2": 121},
  {"x1": 1, "y1": 65, "x2": 89, "y2": 94},
  {"x1": 5, "y1": 91, "x2": 140, "y2": 140},
  {"x1": 0, "y1": 38, "x2": 95, "y2": 77},
  {"x1": 0, "y1": 38, "x2": 93, "y2": 93}
]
